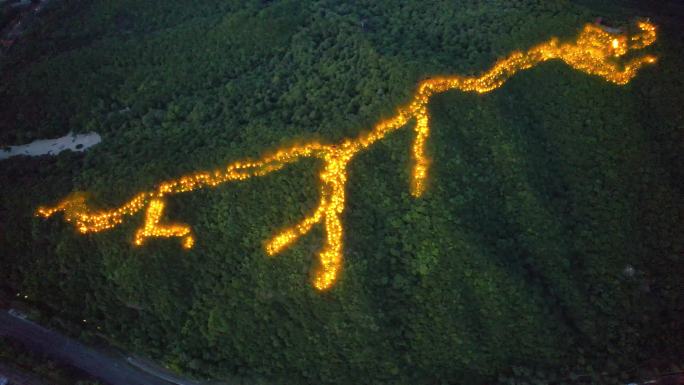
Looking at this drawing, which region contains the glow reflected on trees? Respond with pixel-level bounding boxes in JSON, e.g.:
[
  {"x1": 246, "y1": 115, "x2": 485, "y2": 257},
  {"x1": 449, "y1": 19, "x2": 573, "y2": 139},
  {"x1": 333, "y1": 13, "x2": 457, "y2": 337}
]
[{"x1": 37, "y1": 22, "x2": 657, "y2": 290}]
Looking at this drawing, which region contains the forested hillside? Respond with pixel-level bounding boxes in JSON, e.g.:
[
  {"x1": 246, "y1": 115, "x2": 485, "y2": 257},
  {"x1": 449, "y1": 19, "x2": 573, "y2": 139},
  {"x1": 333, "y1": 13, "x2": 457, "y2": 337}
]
[{"x1": 1, "y1": 1, "x2": 682, "y2": 384}]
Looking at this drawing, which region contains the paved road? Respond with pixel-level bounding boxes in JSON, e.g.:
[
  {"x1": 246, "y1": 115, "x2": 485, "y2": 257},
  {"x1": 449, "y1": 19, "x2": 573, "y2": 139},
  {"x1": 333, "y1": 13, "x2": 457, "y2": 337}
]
[
  {"x1": 0, "y1": 361, "x2": 49, "y2": 385},
  {"x1": 0, "y1": 311, "x2": 173, "y2": 385}
]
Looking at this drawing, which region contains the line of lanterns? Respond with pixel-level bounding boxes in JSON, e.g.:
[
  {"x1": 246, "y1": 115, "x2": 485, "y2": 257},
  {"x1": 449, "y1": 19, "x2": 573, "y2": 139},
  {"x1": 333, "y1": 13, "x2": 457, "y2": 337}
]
[{"x1": 37, "y1": 22, "x2": 657, "y2": 290}]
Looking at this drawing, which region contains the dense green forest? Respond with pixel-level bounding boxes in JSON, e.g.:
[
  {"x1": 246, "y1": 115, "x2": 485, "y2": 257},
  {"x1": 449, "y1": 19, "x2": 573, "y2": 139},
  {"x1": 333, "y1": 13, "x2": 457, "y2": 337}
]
[{"x1": 1, "y1": 0, "x2": 682, "y2": 384}]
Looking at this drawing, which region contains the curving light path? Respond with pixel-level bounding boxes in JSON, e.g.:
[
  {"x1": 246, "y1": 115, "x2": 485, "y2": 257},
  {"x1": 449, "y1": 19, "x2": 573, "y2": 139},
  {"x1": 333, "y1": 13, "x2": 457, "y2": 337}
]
[{"x1": 37, "y1": 22, "x2": 657, "y2": 290}]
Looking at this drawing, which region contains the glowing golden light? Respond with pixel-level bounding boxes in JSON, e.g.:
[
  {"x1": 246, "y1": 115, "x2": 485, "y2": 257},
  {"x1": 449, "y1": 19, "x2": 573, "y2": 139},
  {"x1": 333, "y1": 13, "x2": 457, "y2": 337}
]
[{"x1": 37, "y1": 22, "x2": 657, "y2": 290}]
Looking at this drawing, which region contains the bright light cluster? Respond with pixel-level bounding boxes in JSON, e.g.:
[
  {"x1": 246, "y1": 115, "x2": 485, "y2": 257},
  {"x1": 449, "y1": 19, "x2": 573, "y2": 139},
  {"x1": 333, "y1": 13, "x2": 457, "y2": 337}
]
[
  {"x1": 37, "y1": 22, "x2": 657, "y2": 290},
  {"x1": 134, "y1": 199, "x2": 194, "y2": 249}
]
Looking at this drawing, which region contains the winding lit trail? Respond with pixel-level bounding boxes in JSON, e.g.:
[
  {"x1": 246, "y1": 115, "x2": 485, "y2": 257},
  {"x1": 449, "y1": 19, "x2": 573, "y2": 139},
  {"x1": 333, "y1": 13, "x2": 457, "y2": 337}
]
[{"x1": 38, "y1": 22, "x2": 657, "y2": 290}]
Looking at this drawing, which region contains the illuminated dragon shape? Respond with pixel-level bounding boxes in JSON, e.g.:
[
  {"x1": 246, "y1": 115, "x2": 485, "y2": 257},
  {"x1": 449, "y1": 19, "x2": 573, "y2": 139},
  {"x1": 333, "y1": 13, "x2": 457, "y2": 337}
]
[{"x1": 38, "y1": 22, "x2": 657, "y2": 290}]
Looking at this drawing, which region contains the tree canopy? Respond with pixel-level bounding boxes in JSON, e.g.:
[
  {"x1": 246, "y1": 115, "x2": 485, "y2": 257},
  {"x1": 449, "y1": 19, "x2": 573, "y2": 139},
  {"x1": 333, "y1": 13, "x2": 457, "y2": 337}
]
[{"x1": 0, "y1": 1, "x2": 682, "y2": 384}]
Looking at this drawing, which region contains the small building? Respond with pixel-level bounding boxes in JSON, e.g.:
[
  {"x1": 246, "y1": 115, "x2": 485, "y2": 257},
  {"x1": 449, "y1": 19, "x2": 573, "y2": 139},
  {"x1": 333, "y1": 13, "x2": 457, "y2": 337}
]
[{"x1": 594, "y1": 17, "x2": 623, "y2": 34}]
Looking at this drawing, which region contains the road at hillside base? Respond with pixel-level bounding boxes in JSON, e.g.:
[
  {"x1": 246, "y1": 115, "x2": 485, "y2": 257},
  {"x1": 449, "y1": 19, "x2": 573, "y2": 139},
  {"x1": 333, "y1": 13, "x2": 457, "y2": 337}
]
[{"x1": 0, "y1": 311, "x2": 176, "y2": 385}]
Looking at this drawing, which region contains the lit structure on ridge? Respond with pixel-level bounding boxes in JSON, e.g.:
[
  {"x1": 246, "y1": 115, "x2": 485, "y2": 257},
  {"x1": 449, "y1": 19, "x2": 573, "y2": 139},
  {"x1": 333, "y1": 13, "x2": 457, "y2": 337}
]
[{"x1": 37, "y1": 22, "x2": 657, "y2": 290}]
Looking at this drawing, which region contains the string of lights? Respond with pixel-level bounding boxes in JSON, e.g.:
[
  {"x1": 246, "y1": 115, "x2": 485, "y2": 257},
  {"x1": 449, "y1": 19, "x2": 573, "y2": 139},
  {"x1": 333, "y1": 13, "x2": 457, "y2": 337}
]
[{"x1": 37, "y1": 22, "x2": 657, "y2": 290}]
